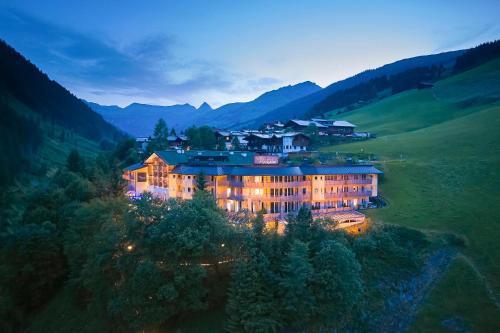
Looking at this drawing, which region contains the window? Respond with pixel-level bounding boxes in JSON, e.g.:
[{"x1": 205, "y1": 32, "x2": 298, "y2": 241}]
[
  {"x1": 188, "y1": 187, "x2": 191, "y2": 192},
  {"x1": 314, "y1": 188, "x2": 318, "y2": 193},
  {"x1": 302, "y1": 188, "x2": 306, "y2": 194},
  {"x1": 315, "y1": 176, "x2": 317, "y2": 180},
  {"x1": 137, "y1": 172, "x2": 147, "y2": 182}
]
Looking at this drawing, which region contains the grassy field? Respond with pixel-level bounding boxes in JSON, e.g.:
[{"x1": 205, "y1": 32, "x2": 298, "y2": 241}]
[{"x1": 323, "y1": 58, "x2": 500, "y2": 331}]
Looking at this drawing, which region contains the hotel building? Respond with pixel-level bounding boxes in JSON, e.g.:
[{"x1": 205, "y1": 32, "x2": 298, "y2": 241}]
[{"x1": 124, "y1": 150, "x2": 382, "y2": 227}]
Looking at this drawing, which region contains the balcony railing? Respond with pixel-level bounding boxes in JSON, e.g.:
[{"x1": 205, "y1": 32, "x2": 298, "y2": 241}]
[
  {"x1": 219, "y1": 180, "x2": 310, "y2": 188},
  {"x1": 324, "y1": 191, "x2": 372, "y2": 198},
  {"x1": 325, "y1": 179, "x2": 372, "y2": 185}
]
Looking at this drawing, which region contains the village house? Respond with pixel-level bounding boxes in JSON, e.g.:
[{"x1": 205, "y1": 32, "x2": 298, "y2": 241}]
[
  {"x1": 215, "y1": 130, "x2": 248, "y2": 150},
  {"x1": 245, "y1": 132, "x2": 310, "y2": 155},
  {"x1": 284, "y1": 119, "x2": 357, "y2": 136},
  {"x1": 123, "y1": 149, "x2": 382, "y2": 228},
  {"x1": 167, "y1": 135, "x2": 189, "y2": 148}
]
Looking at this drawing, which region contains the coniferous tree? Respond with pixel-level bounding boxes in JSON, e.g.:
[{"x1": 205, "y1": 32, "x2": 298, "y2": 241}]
[
  {"x1": 66, "y1": 149, "x2": 85, "y2": 175},
  {"x1": 286, "y1": 206, "x2": 313, "y2": 243},
  {"x1": 312, "y1": 240, "x2": 363, "y2": 329},
  {"x1": 226, "y1": 250, "x2": 281, "y2": 333},
  {"x1": 148, "y1": 118, "x2": 169, "y2": 152},
  {"x1": 278, "y1": 240, "x2": 315, "y2": 329}
]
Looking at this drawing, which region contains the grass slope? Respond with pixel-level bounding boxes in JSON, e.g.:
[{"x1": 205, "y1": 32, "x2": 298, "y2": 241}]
[
  {"x1": 322, "y1": 58, "x2": 500, "y2": 331},
  {"x1": 5, "y1": 92, "x2": 101, "y2": 167}
]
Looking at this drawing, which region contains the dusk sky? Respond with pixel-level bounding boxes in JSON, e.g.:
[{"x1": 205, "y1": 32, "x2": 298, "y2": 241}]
[{"x1": 1, "y1": 0, "x2": 499, "y2": 108}]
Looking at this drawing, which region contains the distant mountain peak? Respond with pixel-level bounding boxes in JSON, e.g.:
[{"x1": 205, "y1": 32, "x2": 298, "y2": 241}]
[{"x1": 198, "y1": 102, "x2": 213, "y2": 111}]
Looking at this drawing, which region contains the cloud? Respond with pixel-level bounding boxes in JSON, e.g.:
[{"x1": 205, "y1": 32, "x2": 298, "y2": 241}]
[{"x1": 0, "y1": 8, "x2": 282, "y2": 107}]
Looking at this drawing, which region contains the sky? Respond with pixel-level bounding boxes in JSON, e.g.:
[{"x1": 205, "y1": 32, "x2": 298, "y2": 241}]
[{"x1": 0, "y1": 0, "x2": 499, "y2": 108}]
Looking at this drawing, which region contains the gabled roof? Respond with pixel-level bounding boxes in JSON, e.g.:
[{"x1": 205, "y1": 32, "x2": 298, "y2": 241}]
[
  {"x1": 331, "y1": 120, "x2": 356, "y2": 128},
  {"x1": 171, "y1": 165, "x2": 227, "y2": 176},
  {"x1": 147, "y1": 150, "x2": 256, "y2": 165},
  {"x1": 123, "y1": 162, "x2": 146, "y2": 171},
  {"x1": 245, "y1": 132, "x2": 309, "y2": 140},
  {"x1": 167, "y1": 135, "x2": 188, "y2": 141},
  {"x1": 286, "y1": 119, "x2": 327, "y2": 128}
]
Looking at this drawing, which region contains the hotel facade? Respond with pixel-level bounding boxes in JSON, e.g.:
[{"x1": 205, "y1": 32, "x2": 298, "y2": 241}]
[{"x1": 124, "y1": 150, "x2": 382, "y2": 226}]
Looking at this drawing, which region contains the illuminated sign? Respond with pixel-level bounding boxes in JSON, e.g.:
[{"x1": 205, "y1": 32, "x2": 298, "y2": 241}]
[{"x1": 254, "y1": 155, "x2": 279, "y2": 165}]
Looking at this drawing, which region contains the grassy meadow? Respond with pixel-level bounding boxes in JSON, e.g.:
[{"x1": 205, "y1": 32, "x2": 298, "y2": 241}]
[{"x1": 323, "y1": 58, "x2": 500, "y2": 331}]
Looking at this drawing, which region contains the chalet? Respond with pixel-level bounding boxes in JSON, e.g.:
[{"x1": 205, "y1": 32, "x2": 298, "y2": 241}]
[
  {"x1": 123, "y1": 149, "x2": 383, "y2": 228},
  {"x1": 285, "y1": 119, "x2": 356, "y2": 136},
  {"x1": 167, "y1": 135, "x2": 189, "y2": 148},
  {"x1": 245, "y1": 132, "x2": 310, "y2": 154},
  {"x1": 215, "y1": 130, "x2": 248, "y2": 150},
  {"x1": 284, "y1": 119, "x2": 327, "y2": 132}
]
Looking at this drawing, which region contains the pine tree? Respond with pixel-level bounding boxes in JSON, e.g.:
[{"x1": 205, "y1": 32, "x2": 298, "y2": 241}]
[
  {"x1": 66, "y1": 149, "x2": 85, "y2": 175},
  {"x1": 148, "y1": 118, "x2": 169, "y2": 152},
  {"x1": 226, "y1": 251, "x2": 282, "y2": 333},
  {"x1": 312, "y1": 240, "x2": 363, "y2": 329},
  {"x1": 278, "y1": 240, "x2": 315, "y2": 329},
  {"x1": 286, "y1": 206, "x2": 313, "y2": 243}
]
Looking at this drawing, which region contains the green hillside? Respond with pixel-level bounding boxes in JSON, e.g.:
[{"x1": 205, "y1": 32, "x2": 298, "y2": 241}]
[{"x1": 323, "y1": 58, "x2": 500, "y2": 331}]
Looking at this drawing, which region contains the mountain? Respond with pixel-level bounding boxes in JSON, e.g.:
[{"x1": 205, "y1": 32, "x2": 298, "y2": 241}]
[
  {"x1": 86, "y1": 101, "x2": 200, "y2": 137},
  {"x1": 197, "y1": 102, "x2": 213, "y2": 112},
  {"x1": 0, "y1": 39, "x2": 125, "y2": 186},
  {"x1": 194, "y1": 80, "x2": 321, "y2": 129},
  {"x1": 88, "y1": 81, "x2": 321, "y2": 136},
  {"x1": 249, "y1": 49, "x2": 466, "y2": 126}
]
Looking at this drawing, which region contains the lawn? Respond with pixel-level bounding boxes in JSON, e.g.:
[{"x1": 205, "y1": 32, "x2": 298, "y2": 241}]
[{"x1": 322, "y1": 58, "x2": 500, "y2": 331}]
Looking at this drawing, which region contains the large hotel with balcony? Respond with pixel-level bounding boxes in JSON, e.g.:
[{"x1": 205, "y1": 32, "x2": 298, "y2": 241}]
[{"x1": 124, "y1": 150, "x2": 382, "y2": 228}]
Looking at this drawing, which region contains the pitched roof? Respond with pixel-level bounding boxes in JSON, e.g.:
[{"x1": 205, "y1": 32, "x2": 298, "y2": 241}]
[
  {"x1": 286, "y1": 119, "x2": 327, "y2": 128},
  {"x1": 151, "y1": 150, "x2": 255, "y2": 165},
  {"x1": 171, "y1": 165, "x2": 227, "y2": 176},
  {"x1": 300, "y1": 165, "x2": 382, "y2": 175},
  {"x1": 170, "y1": 164, "x2": 382, "y2": 176},
  {"x1": 123, "y1": 162, "x2": 146, "y2": 171},
  {"x1": 332, "y1": 120, "x2": 356, "y2": 128}
]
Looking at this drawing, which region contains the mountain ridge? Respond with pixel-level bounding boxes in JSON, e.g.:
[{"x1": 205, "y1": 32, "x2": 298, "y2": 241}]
[{"x1": 88, "y1": 80, "x2": 321, "y2": 136}]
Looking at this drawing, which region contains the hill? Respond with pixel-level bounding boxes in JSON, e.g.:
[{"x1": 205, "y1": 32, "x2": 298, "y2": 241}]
[
  {"x1": 0, "y1": 40, "x2": 125, "y2": 186},
  {"x1": 88, "y1": 81, "x2": 321, "y2": 136},
  {"x1": 322, "y1": 58, "x2": 500, "y2": 331},
  {"x1": 250, "y1": 49, "x2": 464, "y2": 126}
]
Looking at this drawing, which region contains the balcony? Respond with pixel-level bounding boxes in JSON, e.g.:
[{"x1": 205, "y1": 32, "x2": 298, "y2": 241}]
[
  {"x1": 219, "y1": 180, "x2": 309, "y2": 188},
  {"x1": 324, "y1": 191, "x2": 372, "y2": 198},
  {"x1": 325, "y1": 179, "x2": 372, "y2": 185}
]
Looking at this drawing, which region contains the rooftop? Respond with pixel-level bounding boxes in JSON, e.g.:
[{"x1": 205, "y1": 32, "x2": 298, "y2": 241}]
[{"x1": 171, "y1": 164, "x2": 382, "y2": 176}]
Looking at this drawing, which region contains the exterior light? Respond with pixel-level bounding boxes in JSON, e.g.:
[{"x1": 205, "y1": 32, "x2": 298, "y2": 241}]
[
  {"x1": 126, "y1": 244, "x2": 134, "y2": 252},
  {"x1": 221, "y1": 243, "x2": 225, "y2": 247}
]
